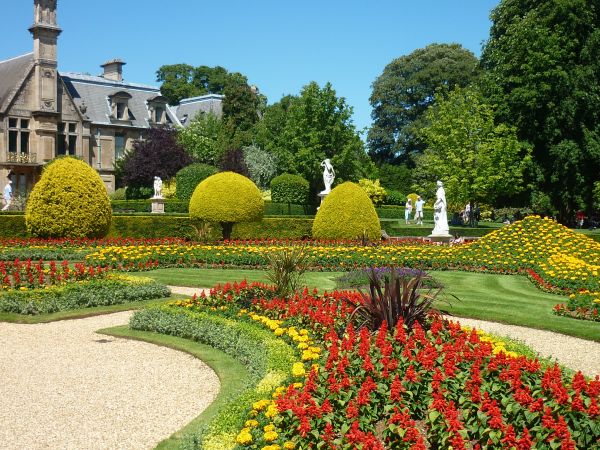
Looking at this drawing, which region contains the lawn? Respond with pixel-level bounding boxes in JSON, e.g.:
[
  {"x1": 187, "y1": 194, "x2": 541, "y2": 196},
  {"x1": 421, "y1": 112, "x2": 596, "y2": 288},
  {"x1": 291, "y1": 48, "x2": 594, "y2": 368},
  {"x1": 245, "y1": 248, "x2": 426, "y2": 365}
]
[{"x1": 133, "y1": 267, "x2": 600, "y2": 342}]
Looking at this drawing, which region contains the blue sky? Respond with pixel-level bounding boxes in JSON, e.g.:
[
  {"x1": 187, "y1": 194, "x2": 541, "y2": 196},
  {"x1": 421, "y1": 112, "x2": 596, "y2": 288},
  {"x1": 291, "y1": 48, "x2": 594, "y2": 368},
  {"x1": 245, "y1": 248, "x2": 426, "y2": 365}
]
[{"x1": 1, "y1": 0, "x2": 498, "y2": 134}]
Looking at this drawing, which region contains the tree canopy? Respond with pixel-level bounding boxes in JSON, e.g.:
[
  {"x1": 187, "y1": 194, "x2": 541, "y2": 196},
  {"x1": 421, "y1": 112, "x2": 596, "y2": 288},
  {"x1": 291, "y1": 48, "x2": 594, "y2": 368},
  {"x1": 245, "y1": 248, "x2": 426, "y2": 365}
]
[
  {"x1": 368, "y1": 43, "x2": 481, "y2": 164},
  {"x1": 122, "y1": 128, "x2": 192, "y2": 189},
  {"x1": 177, "y1": 112, "x2": 228, "y2": 166},
  {"x1": 413, "y1": 87, "x2": 530, "y2": 215},
  {"x1": 481, "y1": 0, "x2": 600, "y2": 221},
  {"x1": 255, "y1": 82, "x2": 375, "y2": 192}
]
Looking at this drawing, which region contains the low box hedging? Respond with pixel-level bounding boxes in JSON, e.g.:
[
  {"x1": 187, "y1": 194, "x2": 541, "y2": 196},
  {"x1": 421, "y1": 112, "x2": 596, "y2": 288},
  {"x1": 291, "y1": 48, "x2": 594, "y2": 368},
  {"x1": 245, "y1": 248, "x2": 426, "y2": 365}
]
[
  {"x1": 232, "y1": 218, "x2": 314, "y2": 239},
  {"x1": 264, "y1": 201, "x2": 316, "y2": 216},
  {"x1": 130, "y1": 302, "x2": 296, "y2": 449},
  {"x1": 377, "y1": 205, "x2": 434, "y2": 220},
  {"x1": 111, "y1": 200, "x2": 189, "y2": 214},
  {"x1": 0, "y1": 213, "x2": 28, "y2": 238},
  {"x1": 0, "y1": 275, "x2": 169, "y2": 315}
]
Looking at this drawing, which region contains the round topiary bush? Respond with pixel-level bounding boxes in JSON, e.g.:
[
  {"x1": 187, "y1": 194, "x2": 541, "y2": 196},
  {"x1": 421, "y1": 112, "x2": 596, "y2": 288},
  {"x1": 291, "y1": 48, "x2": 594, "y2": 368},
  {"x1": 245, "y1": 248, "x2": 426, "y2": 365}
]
[
  {"x1": 26, "y1": 157, "x2": 112, "y2": 238},
  {"x1": 270, "y1": 173, "x2": 310, "y2": 205},
  {"x1": 189, "y1": 171, "x2": 264, "y2": 240},
  {"x1": 312, "y1": 181, "x2": 380, "y2": 240},
  {"x1": 176, "y1": 163, "x2": 219, "y2": 201}
]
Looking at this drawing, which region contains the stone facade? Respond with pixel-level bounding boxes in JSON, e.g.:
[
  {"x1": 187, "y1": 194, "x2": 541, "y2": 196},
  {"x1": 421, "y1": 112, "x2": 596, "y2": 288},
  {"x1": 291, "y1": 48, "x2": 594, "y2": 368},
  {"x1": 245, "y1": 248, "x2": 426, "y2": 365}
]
[{"x1": 0, "y1": 0, "x2": 188, "y2": 196}]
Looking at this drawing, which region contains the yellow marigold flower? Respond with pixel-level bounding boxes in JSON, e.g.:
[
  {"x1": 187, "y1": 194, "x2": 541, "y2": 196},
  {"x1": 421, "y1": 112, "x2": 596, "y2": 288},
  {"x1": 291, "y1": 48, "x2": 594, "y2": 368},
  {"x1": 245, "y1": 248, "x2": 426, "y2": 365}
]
[
  {"x1": 283, "y1": 442, "x2": 296, "y2": 449},
  {"x1": 265, "y1": 403, "x2": 279, "y2": 419},
  {"x1": 293, "y1": 382, "x2": 303, "y2": 389},
  {"x1": 245, "y1": 419, "x2": 259, "y2": 428},
  {"x1": 292, "y1": 362, "x2": 305, "y2": 377},
  {"x1": 274, "y1": 328, "x2": 285, "y2": 336},
  {"x1": 236, "y1": 429, "x2": 253, "y2": 445},
  {"x1": 264, "y1": 424, "x2": 276, "y2": 432},
  {"x1": 252, "y1": 399, "x2": 270, "y2": 411},
  {"x1": 264, "y1": 430, "x2": 278, "y2": 442}
]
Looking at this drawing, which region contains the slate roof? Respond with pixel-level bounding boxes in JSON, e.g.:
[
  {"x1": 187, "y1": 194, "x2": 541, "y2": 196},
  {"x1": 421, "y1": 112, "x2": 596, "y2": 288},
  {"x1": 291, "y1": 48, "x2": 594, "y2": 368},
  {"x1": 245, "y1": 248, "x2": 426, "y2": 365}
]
[
  {"x1": 174, "y1": 94, "x2": 224, "y2": 126},
  {"x1": 0, "y1": 53, "x2": 34, "y2": 114},
  {"x1": 60, "y1": 72, "x2": 180, "y2": 128}
]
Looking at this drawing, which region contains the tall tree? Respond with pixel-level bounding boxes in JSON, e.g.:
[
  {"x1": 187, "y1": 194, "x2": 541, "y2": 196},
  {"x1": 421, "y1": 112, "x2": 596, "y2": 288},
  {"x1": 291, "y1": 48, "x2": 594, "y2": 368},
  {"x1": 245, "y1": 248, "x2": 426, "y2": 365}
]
[
  {"x1": 122, "y1": 128, "x2": 193, "y2": 190},
  {"x1": 177, "y1": 112, "x2": 228, "y2": 166},
  {"x1": 481, "y1": 0, "x2": 600, "y2": 222},
  {"x1": 274, "y1": 82, "x2": 375, "y2": 192},
  {"x1": 368, "y1": 43, "x2": 481, "y2": 164},
  {"x1": 413, "y1": 87, "x2": 530, "y2": 222}
]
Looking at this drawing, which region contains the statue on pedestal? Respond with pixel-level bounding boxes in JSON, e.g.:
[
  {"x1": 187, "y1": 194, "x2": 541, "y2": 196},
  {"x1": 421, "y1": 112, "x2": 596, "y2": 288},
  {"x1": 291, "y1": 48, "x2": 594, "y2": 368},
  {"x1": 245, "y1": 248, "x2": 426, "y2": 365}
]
[
  {"x1": 432, "y1": 180, "x2": 449, "y2": 236},
  {"x1": 153, "y1": 176, "x2": 163, "y2": 199},
  {"x1": 320, "y1": 159, "x2": 335, "y2": 194}
]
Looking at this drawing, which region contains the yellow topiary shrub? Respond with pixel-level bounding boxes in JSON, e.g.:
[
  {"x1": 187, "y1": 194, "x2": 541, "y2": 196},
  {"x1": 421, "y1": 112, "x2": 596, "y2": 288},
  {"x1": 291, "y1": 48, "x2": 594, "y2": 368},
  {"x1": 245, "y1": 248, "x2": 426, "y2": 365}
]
[
  {"x1": 312, "y1": 181, "x2": 380, "y2": 240},
  {"x1": 26, "y1": 157, "x2": 112, "y2": 238},
  {"x1": 189, "y1": 171, "x2": 264, "y2": 240}
]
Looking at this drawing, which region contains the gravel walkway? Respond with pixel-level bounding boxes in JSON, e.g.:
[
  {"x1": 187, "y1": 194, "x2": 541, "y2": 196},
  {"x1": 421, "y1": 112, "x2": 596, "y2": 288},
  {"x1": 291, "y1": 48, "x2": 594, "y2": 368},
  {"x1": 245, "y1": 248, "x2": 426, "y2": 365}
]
[
  {"x1": 0, "y1": 311, "x2": 220, "y2": 450},
  {"x1": 447, "y1": 316, "x2": 600, "y2": 378}
]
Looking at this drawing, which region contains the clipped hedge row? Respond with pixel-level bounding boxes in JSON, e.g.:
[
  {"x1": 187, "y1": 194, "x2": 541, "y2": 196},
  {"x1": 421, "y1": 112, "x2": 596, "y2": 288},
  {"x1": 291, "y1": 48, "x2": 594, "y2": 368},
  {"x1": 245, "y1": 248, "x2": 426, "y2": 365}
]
[
  {"x1": 130, "y1": 306, "x2": 296, "y2": 449},
  {"x1": 0, "y1": 275, "x2": 169, "y2": 315},
  {"x1": 0, "y1": 213, "x2": 28, "y2": 238},
  {"x1": 377, "y1": 205, "x2": 434, "y2": 220},
  {"x1": 111, "y1": 200, "x2": 189, "y2": 214}
]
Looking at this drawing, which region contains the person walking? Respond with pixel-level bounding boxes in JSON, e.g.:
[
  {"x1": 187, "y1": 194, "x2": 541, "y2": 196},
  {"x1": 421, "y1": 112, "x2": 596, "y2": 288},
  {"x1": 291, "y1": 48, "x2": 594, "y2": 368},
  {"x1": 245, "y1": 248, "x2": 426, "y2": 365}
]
[
  {"x1": 414, "y1": 195, "x2": 425, "y2": 225},
  {"x1": 2, "y1": 178, "x2": 12, "y2": 211},
  {"x1": 404, "y1": 198, "x2": 412, "y2": 224}
]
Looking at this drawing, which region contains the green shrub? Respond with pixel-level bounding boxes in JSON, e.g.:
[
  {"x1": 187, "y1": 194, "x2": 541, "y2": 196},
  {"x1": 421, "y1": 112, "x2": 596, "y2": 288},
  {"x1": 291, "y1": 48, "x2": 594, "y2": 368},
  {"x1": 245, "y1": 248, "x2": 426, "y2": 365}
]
[
  {"x1": 312, "y1": 181, "x2": 380, "y2": 240},
  {"x1": 593, "y1": 181, "x2": 600, "y2": 211},
  {"x1": 109, "y1": 187, "x2": 127, "y2": 201},
  {"x1": 270, "y1": 173, "x2": 310, "y2": 205},
  {"x1": 264, "y1": 201, "x2": 316, "y2": 216},
  {"x1": 0, "y1": 213, "x2": 28, "y2": 238},
  {"x1": 358, "y1": 179, "x2": 387, "y2": 206},
  {"x1": 189, "y1": 172, "x2": 264, "y2": 240},
  {"x1": 111, "y1": 199, "x2": 188, "y2": 213},
  {"x1": 25, "y1": 157, "x2": 112, "y2": 238},
  {"x1": 0, "y1": 275, "x2": 169, "y2": 315},
  {"x1": 108, "y1": 215, "x2": 198, "y2": 239},
  {"x1": 385, "y1": 190, "x2": 406, "y2": 206},
  {"x1": 176, "y1": 163, "x2": 219, "y2": 201},
  {"x1": 125, "y1": 186, "x2": 153, "y2": 200},
  {"x1": 232, "y1": 218, "x2": 313, "y2": 239}
]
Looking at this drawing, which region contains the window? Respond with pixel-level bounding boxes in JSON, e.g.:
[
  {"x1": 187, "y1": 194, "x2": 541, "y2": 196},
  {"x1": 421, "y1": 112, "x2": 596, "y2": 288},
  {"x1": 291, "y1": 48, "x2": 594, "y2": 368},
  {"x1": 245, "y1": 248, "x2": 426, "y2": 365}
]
[
  {"x1": 154, "y1": 106, "x2": 165, "y2": 124},
  {"x1": 115, "y1": 134, "x2": 125, "y2": 160},
  {"x1": 7, "y1": 118, "x2": 29, "y2": 154},
  {"x1": 56, "y1": 122, "x2": 77, "y2": 156},
  {"x1": 116, "y1": 102, "x2": 126, "y2": 120},
  {"x1": 109, "y1": 91, "x2": 133, "y2": 122}
]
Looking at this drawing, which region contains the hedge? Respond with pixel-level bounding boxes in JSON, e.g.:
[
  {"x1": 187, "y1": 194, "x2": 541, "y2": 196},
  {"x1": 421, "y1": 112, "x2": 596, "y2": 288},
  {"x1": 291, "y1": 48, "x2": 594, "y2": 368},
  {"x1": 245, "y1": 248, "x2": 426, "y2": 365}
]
[
  {"x1": 377, "y1": 205, "x2": 434, "y2": 220},
  {"x1": 0, "y1": 213, "x2": 28, "y2": 238},
  {"x1": 111, "y1": 200, "x2": 188, "y2": 214}
]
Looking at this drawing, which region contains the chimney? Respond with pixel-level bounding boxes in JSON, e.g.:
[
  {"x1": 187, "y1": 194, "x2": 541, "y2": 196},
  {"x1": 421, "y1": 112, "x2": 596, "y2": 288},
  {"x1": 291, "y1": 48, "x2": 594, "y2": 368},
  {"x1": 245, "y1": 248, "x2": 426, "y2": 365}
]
[{"x1": 101, "y1": 59, "x2": 126, "y2": 82}]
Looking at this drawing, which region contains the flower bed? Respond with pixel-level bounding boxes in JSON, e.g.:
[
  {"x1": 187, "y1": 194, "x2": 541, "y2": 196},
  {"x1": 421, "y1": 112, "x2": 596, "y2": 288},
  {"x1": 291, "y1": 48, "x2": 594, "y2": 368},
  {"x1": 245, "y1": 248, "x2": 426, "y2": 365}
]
[
  {"x1": 142, "y1": 281, "x2": 600, "y2": 449},
  {"x1": 0, "y1": 274, "x2": 169, "y2": 315}
]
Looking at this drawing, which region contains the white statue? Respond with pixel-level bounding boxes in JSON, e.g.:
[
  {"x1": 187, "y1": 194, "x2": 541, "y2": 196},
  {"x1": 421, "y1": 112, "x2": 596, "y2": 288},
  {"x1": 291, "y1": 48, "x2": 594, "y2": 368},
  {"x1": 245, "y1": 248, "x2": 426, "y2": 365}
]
[
  {"x1": 432, "y1": 180, "x2": 449, "y2": 235},
  {"x1": 320, "y1": 159, "x2": 335, "y2": 194},
  {"x1": 153, "y1": 176, "x2": 163, "y2": 198}
]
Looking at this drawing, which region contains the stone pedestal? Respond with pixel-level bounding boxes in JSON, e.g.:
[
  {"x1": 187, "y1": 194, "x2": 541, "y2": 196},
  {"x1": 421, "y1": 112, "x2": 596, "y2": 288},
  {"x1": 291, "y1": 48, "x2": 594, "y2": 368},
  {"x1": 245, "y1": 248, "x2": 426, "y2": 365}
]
[
  {"x1": 428, "y1": 233, "x2": 453, "y2": 244},
  {"x1": 317, "y1": 192, "x2": 329, "y2": 210},
  {"x1": 151, "y1": 197, "x2": 165, "y2": 214}
]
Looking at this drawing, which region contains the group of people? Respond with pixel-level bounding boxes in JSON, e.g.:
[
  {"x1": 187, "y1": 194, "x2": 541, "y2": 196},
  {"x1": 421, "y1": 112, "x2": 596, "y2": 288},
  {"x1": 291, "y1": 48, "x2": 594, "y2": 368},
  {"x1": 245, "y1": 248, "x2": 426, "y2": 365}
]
[{"x1": 404, "y1": 195, "x2": 426, "y2": 225}]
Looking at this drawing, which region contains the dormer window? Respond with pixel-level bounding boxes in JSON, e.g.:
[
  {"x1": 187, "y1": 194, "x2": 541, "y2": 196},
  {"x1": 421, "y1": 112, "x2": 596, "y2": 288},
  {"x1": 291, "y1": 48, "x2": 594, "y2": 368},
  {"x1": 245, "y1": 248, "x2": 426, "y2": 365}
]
[
  {"x1": 109, "y1": 91, "x2": 133, "y2": 122},
  {"x1": 148, "y1": 95, "x2": 168, "y2": 125}
]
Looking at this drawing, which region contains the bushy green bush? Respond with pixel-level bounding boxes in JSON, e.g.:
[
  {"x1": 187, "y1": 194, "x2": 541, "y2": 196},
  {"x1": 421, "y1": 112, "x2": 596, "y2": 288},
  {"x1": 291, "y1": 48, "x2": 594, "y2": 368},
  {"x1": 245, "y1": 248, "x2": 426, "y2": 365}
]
[
  {"x1": 312, "y1": 181, "x2": 380, "y2": 240},
  {"x1": 125, "y1": 186, "x2": 153, "y2": 200},
  {"x1": 189, "y1": 172, "x2": 264, "y2": 240},
  {"x1": 270, "y1": 173, "x2": 310, "y2": 205},
  {"x1": 109, "y1": 187, "x2": 127, "y2": 201},
  {"x1": 25, "y1": 157, "x2": 112, "y2": 238},
  {"x1": 593, "y1": 181, "x2": 600, "y2": 211},
  {"x1": 0, "y1": 275, "x2": 169, "y2": 315},
  {"x1": 0, "y1": 214, "x2": 28, "y2": 238},
  {"x1": 358, "y1": 179, "x2": 387, "y2": 206},
  {"x1": 243, "y1": 144, "x2": 278, "y2": 189},
  {"x1": 176, "y1": 163, "x2": 219, "y2": 201},
  {"x1": 385, "y1": 189, "x2": 406, "y2": 206}
]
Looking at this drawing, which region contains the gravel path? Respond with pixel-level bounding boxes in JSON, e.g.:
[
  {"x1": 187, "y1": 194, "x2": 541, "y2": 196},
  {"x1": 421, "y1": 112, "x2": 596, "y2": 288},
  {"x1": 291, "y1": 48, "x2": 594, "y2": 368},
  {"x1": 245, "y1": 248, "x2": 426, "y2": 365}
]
[
  {"x1": 0, "y1": 311, "x2": 220, "y2": 450},
  {"x1": 447, "y1": 316, "x2": 600, "y2": 378}
]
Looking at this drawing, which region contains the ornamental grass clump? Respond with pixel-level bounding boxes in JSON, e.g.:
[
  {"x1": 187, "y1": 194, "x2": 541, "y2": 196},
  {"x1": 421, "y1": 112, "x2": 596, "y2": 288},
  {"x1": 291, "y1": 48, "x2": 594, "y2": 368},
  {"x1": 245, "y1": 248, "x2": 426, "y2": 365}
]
[
  {"x1": 347, "y1": 267, "x2": 442, "y2": 332},
  {"x1": 264, "y1": 246, "x2": 309, "y2": 298}
]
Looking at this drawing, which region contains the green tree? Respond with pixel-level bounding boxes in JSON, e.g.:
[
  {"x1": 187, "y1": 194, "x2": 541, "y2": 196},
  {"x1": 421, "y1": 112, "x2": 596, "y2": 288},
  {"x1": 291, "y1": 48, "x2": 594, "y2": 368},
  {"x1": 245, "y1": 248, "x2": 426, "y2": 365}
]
[
  {"x1": 222, "y1": 81, "x2": 263, "y2": 147},
  {"x1": 413, "y1": 87, "x2": 530, "y2": 225},
  {"x1": 253, "y1": 95, "x2": 296, "y2": 171},
  {"x1": 270, "y1": 82, "x2": 375, "y2": 193},
  {"x1": 481, "y1": 0, "x2": 600, "y2": 222},
  {"x1": 155, "y1": 64, "x2": 195, "y2": 106},
  {"x1": 177, "y1": 112, "x2": 228, "y2": 165},
  {"x1": 368, "y1": 43, "x2": 480, "y2": 164}
]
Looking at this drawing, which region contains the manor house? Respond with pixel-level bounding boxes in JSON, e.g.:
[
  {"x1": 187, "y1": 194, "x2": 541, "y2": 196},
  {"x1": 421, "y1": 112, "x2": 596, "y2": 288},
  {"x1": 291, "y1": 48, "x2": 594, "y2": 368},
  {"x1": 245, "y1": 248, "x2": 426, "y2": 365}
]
[{"x1": 0, "y1": 0, "x2": 222, "y2": 195}]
